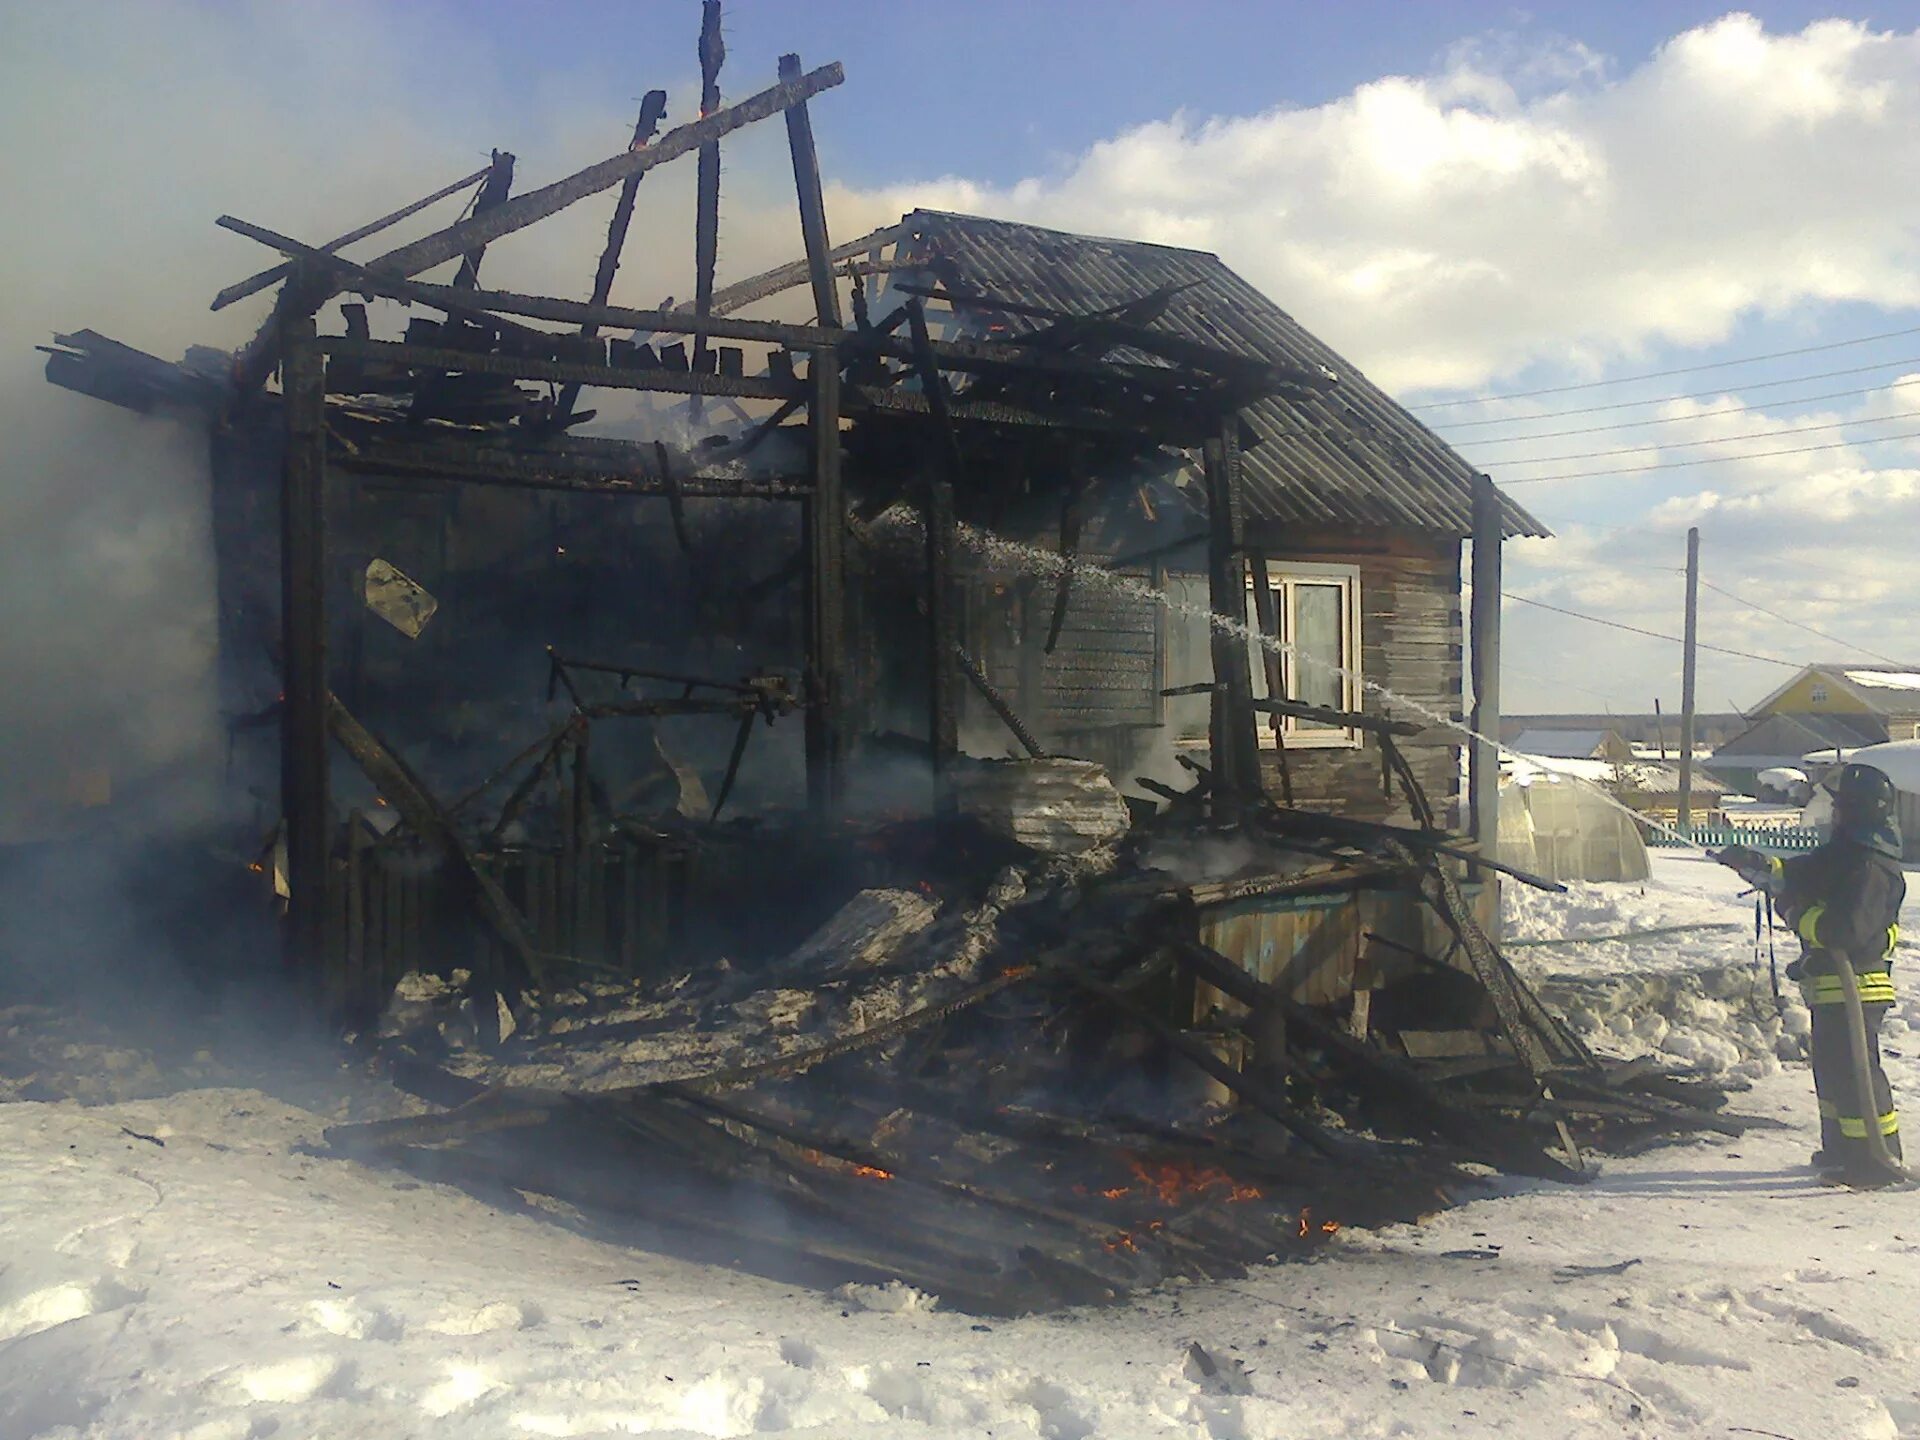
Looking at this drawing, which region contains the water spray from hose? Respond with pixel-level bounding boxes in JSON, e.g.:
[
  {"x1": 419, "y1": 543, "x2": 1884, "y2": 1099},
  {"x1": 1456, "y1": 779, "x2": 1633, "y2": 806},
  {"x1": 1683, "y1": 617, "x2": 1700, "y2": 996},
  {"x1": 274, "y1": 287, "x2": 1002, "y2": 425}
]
[{"x1": 948, "y1": 520, "x2": 1712, "y2": 855}]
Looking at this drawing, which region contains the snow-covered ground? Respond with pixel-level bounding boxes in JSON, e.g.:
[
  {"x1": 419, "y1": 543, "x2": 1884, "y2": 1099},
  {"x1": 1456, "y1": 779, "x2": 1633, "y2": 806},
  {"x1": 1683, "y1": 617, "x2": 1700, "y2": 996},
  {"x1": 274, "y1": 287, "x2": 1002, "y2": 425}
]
[{"x1": 4, "y1": 854, "x2": 1919, "y2": 1439}]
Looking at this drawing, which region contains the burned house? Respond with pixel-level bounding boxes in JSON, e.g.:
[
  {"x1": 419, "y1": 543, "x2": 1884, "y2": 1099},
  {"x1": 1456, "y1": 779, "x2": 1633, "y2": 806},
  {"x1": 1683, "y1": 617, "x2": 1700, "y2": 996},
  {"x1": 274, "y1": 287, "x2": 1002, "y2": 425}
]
[{"x1": 37, "y1": 12, "x2": 1756, "y2": 1310}]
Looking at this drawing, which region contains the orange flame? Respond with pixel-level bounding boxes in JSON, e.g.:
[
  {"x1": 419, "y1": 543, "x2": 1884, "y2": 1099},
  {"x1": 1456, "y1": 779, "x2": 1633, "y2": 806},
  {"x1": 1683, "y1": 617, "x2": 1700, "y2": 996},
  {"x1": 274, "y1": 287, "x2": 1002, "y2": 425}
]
[
  {"x1": 1101, "y1": 1186, "x2": 1131, "y2": 1201},
  {"x1": 1297, "y1": 1207, "x2": 1339, "y2": 1238},
  {"x1": 852, "y1": 1165, "x2": 894, "y2": 1181},
  {"x1": 1126, "y1": 1157, "x2": 1262, "y2": 1206},
  {"x1": 1103, "y1": 1231, "x2": 1138, "y2": 1253}
]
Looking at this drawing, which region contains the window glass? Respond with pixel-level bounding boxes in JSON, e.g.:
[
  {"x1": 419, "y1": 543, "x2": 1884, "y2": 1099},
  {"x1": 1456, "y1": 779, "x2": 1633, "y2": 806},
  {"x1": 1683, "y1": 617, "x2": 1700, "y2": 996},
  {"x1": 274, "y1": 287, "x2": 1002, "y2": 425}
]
[{"x1": 1292, "y1": 583, "x2": 1344, "y2": 725}]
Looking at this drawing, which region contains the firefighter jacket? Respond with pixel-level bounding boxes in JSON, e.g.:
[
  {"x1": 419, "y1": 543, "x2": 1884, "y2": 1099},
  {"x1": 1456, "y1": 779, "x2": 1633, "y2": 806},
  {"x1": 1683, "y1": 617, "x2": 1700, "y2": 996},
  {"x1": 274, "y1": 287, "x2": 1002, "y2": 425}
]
[{"x1": 1773, "y1": 840, "x2": 1905, "y2": 1005}]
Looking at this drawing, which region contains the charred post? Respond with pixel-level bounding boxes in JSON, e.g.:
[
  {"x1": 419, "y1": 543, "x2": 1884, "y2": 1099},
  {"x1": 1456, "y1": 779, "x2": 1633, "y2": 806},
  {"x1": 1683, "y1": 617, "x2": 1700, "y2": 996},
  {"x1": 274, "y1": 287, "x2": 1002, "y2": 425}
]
[
  {"x1": 555, "y1": 89, "x2": 668, "y2": 424},
  {"x1": 804, "y1": 356, "x2": 848, "y2": 819},
  {"x1": 906, "y1": 300, "x2": 961, "y2": 807},
  {"x1": 1203, "y1": 421, "x2": 1260, "y2": 808},
  {"x1": 777, "y1": 53, "x2": 842, "y2": 329},
  {"x1": 692, "y1": 1, "x2": 726, "y2": 391},
  {"x1": 453, "y1": 150, "x2": 517, "y2": 291},
  {"x1": 279, "y1": 291, "x2": 330, "y2": 982},
  {"x1": 1246, "y1": 547, "x2": 1293, "y2": 806}
]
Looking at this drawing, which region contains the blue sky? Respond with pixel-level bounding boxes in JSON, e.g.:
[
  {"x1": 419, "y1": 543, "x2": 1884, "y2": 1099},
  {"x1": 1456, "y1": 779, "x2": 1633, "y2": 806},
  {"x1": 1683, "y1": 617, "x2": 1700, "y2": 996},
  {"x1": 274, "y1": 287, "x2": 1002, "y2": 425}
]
[
  {"x1": 6, "y1": 1, "x2": 1920, "y2": 737},
  {"x1": 393, "y1": 1, "x2": 1910, "y2": 189}
]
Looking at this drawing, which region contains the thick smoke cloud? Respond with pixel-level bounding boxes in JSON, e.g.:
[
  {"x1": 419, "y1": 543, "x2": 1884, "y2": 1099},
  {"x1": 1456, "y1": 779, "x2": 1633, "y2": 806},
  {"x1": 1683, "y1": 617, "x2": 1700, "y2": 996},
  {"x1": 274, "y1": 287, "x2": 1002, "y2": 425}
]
[
  {"x1": 0, "y1": 2, "x2": 828, "y2": 838},
  {"x1": 8, "y1": 4, "x2": 1918, "y2": 759}
]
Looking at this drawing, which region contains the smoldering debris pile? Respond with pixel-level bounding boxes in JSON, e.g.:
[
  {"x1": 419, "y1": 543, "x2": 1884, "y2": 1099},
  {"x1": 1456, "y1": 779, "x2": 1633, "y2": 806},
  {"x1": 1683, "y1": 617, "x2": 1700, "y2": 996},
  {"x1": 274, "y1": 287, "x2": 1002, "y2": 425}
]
[{"x1": 325, "y1": 771, "x2": 1771, "y2": 1314}]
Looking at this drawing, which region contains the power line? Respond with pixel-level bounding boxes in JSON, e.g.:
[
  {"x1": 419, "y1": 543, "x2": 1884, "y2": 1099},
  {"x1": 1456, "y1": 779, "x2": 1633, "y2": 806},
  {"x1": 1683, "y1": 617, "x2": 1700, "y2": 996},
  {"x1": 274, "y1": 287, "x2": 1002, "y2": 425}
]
[
  {"x1": 1504, "y1": 593, "x2": 1803, "y2": 666},
  {"x1": 1446, "y1": 376, "x2": 1920, "y2": 446},
  {"x1": 1431, "y1": 356, "x2": 1920, "y2": 431},
  {"x1": 1697, "y1": 579, "x2": 1905, "y2": 666},
  {"x1": 1409, "y1": 321, "x2": 1920, "y2": 410},
  {"x1": 1475, "y1": 406, "x2": 1920, "y2": 468},
  {"x1": 1499, "y1": 425, "x2": 1920, "y2": 485}
]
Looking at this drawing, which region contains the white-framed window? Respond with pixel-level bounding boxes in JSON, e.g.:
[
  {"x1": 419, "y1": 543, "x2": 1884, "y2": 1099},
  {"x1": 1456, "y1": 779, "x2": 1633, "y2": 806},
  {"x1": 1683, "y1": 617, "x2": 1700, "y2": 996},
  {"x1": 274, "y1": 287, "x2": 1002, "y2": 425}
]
[
  {"x1": 1810, "y1": 683, "x2": 1829, "y2": 704},
  {"x1": 1159, "y1": 562, "x2": 1365, "y2": 751},
  {"x1": 1246, "y1": 561, "x2": 1364, "y2": 749}
]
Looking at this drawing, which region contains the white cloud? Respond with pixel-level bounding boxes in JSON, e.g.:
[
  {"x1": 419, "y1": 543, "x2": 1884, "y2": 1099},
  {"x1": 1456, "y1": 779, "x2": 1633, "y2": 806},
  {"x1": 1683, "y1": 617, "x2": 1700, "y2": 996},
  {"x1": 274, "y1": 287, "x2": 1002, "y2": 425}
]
[
  {"x1": 6, "y1": 4, "x2": 1918, "y2": 740},
  {"x1": 826, "y1": 10, "x2": 1920, "y2": 715},
  {"x1": 842, "y1": 12, "x2": 1920, "y2": 395}
]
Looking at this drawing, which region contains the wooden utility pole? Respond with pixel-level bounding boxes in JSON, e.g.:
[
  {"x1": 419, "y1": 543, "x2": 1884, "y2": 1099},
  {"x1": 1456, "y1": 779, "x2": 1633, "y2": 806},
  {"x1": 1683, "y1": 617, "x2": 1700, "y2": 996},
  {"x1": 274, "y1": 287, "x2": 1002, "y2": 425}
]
[
  {"x1": 1468, "y1": 475, "x2": 1503, "y2": 866},
  {"x1": 1677, "y1": 526, "x2": 1700, "y2": 833}
]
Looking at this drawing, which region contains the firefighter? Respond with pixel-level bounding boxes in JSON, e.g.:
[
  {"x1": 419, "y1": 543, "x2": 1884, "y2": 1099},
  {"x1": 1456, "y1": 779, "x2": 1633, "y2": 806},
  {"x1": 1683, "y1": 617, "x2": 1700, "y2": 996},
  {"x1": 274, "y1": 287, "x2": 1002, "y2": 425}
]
[{"x1": 1718, "y1": 763, "x2": 1906, "y2": 1187}]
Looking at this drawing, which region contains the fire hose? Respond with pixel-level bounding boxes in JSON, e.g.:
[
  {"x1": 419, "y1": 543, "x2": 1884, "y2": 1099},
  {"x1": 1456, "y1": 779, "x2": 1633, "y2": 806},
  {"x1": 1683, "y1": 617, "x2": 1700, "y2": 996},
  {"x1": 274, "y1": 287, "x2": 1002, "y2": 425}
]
[{"x1": 1829, "y1": 956, "x2": 1909, "y2": 1185}]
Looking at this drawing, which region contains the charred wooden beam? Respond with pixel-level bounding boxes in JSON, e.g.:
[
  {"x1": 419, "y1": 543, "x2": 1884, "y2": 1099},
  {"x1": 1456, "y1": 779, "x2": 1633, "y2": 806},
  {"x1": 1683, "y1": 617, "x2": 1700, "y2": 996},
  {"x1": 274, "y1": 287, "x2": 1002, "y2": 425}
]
[
  {"x1": 952, "y1": 641, "x2": 1045, "y2": 758},
  {"x1": 847, "y1": 382, "x2": 1208, "y2": 439},
  {"x1": 365, "y1": 62, "x2": 844, "y2": 282},
  {"x1": 326, "y1": 692, "x2": 548, "y2": 989},
  {"x1": 905, "y1": 300, "x2": 960, "y2": 806},
  {"x1": 1203, "y1": 422, "x2": 1261, "y2": 805},
  {"x1": 1165, "y1": 938, "x2": 1578, "y2": 1181},
  {"x1": 845, "y1": 328, "x2": 1254, "y2": 398},
  {"x1": 1247, "y1": 697, "x2": 1423, "y2": 737},
  {"x1": 327, "y1": 432, "x2": 807, "y2": 498},
  {"x1": 280, "y1": 304, "x2": 330, "y2": 986},
  {"x1": 215, "y1": 219, "x2": 829, "y2": 352},
  {"x1": 211, "y1": 164, "x2": 494, "y2": 312},
  {"x1": 453, "y1": 150, "x2": 516, "y2": 290},
  {"x1": 1245, "y1": 548, "x2": 1293, "y2": 805},
  {"x1": 804, "y1": 358, "x2": 848, "y2": 819},
  {"x1": 556, "y1": 89, "x2": 669, "y2": 425},
  {"x1": 316, "y1": 337, "x2": 803, "y2": 402},
  {"x1": 1042, "y1": 950, "x2": 1343, "y2": 1160},
  {"x1": 700, "y1": 221, "x2": 908, "y2": 317},
  {"x1": 692, "y1": 4, "x2": 726, "y2": 385},
  {"x1": 777, "y1": 53, "x2": 842, "y2": 329}
]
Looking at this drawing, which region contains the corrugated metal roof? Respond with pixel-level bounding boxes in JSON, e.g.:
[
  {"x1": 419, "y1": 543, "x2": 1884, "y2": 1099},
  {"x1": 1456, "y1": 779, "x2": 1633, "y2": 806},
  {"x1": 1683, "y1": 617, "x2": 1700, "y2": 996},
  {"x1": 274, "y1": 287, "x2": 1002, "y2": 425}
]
[{"x1": 897, "y1": 210, "x2": 1546, "y2": 539}]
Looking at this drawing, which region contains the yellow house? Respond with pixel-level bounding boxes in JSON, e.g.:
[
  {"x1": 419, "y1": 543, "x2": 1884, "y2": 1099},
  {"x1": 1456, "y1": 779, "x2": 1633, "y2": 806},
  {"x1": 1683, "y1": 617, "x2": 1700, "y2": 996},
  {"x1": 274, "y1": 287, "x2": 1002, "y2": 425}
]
[{"x1": 1750, "y1": 662, "x2": 1920, "y2": 741}]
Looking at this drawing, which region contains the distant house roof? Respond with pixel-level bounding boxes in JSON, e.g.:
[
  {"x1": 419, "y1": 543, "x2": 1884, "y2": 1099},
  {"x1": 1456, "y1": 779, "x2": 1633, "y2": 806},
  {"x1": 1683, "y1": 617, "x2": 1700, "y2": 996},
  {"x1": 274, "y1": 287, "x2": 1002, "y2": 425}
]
[
  {"x1": 1506, "y1": 753, "x2": 1723, "y2": 795},
  {"x1": 897, "y1": 211, "x2": 1548, "y2": 539},
  {"x1": 1511, "y1": 728, "x2": 1616, "y2": 759},
  {"x1": 1711, "y1": 711, "x2": 1887, "y2": 767},
  {"x1": 1750, "y1": 663, "x2": 1920, "y2": 717}
]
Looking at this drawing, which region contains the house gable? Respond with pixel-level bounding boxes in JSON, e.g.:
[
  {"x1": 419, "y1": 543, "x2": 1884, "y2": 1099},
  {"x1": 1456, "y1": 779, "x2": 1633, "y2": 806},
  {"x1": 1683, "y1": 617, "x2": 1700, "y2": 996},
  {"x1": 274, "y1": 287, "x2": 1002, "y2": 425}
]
[{"x1": 1753, "y1": 663, "x2": 1920, "y2": 719}]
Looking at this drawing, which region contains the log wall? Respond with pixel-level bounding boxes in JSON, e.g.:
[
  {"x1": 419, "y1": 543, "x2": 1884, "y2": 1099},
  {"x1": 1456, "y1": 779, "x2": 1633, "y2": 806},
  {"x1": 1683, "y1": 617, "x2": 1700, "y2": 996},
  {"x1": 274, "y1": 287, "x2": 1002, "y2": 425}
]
[{"x1": 1248, "y1": 526, "x2": 1463, "y2": 826}]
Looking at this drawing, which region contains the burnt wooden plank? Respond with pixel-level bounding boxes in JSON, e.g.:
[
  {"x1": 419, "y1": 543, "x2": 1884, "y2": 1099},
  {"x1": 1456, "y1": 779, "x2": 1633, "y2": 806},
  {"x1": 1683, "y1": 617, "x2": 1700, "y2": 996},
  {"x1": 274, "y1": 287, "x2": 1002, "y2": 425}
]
[
  {"x1": 701, "y1": 221, "x2": 909, "y2": 317},
  {"x1": 556, "y1": 89, "x2": 669, "y2": 424},
  {"x1": 366, "y1": 62, "x2": 845, "y2": 281},
  {"x1": 211, "y1": 164, "x2": 493, "y2": 311}
]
